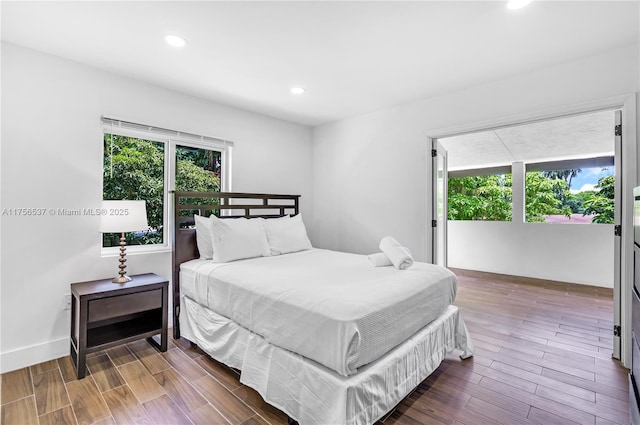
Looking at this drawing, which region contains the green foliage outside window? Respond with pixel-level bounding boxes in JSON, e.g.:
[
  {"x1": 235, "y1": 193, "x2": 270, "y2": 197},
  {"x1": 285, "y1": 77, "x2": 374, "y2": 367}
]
[
  {"x1": 103, "y1": 135, "x2": 164, "y2": 246},
  {"x1": 524, "y1": 172, "x2": 571, "y2": 222},
  {"x1": 448, "y1": 174, "x2": 513, "y2": 221},
  {"x1": 103, "y1": 134, "x2": 221, "y2": 247},
  {"x1": 448, "y1": 172, "x2": 572, "y2": 222},
  {"x1": 448, "y1": 169, "x2": 614, "y2": 224},
  {"x1": 583, "y1": 175, "x2": 615, "y2": 224}
]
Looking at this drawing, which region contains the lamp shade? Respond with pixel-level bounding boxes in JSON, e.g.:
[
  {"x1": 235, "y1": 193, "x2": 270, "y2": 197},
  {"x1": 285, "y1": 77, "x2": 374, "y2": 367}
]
[{"x1": 99, "y1": 200, "x2": 149, "y2": 233}]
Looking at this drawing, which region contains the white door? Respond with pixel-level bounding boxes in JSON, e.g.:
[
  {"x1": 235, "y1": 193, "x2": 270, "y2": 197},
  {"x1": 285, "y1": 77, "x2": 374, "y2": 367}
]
[
  {"x1": 613, "y1": 109, "x2": 622, "y2": 359},
  {"x1": 432, "y1": 139, "x2": 448, "y2": 266}
]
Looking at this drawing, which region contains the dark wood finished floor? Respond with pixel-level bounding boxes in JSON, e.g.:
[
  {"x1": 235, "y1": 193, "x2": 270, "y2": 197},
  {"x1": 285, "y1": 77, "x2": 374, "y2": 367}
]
[{"x1": 1, "y1": 269, "x2": 629, "y2": 425}]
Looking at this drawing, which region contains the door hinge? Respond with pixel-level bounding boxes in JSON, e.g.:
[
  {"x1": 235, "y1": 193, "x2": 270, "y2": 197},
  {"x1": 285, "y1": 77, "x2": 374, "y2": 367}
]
[
  {"x1": 431, "y1": 149, "x2": 437, "y2": 158},
  {"x1": 614, "y1": 225, "x2": 622, "y2": 236},
  {"x1": 615, "y1": 124, "x2": 622, "y2": 136},
  {"x1": 432, "y1": 220, "x2": 437, "y2": 228},
  {"x1": 175, "y1": 305, "x2": 180, "y2": 317},
  {"x1": 614, "y1": 325, "x2": 621, "y2": 337}
]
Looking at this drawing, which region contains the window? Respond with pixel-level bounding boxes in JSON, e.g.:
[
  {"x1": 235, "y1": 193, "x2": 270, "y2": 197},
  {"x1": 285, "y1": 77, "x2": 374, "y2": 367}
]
[
  {"x1": 175, "y1": 145, "x2": 221, "y2": 191},
  {"x1": 525, "y1": 157, "x2": 615, "y2": 224},
  {"x1": 103, "y1": 134, "x2": 165, "y2": 247},
  {"x1": 175, "y1": 145, "x2": 223, "y2": 221},
  {"x1": 448, "y1": 172, "x2": 512, "y2": 221},
  {"x1": 102, "y1": 118, "x2": 232, "y2": 251}
]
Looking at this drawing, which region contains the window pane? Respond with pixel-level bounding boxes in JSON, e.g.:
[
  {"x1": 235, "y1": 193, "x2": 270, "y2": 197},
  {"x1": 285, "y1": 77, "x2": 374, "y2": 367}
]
[
  {"x1": 525, "y1": 166, "x2": 614, "y2": 224},
  {"x1": 448, "y1": 174, "x2": 512, "y2": 221},
  {"x1": 103, "y1": 134, "x2": 164, "y2": 247},
  {"x1": 176, "y1": 145, "x2": 222, "y2": 217}
]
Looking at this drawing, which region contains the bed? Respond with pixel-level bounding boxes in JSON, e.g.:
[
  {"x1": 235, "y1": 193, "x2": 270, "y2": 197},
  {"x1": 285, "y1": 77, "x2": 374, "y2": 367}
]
[{"x1": 171, "y1": 191, "x2": 474, "y2": 425}]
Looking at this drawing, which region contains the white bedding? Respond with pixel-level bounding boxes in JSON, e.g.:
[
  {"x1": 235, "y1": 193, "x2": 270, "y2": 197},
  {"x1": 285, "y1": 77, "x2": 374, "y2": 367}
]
[
  {"x1": 180, "y1": 248, "x2": 457, "y2": 376},
  {"x1": 180, "y1": 296, "x2": 474, "y2": 425}
]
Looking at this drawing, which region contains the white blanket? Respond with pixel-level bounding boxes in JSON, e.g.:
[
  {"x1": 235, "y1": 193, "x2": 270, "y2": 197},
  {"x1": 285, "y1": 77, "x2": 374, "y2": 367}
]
[
  {"x1": 180, "y1": 248, "x2": 457, "y2": 376},
  {"x1": 181, "y1": 298, "x2": 473, "y2": 425}
]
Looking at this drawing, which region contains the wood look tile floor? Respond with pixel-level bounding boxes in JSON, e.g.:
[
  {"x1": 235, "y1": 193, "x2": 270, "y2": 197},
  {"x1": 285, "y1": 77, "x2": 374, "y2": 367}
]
[{"x1": 1, "y1": 269, "x2": 629, "y2": 425}]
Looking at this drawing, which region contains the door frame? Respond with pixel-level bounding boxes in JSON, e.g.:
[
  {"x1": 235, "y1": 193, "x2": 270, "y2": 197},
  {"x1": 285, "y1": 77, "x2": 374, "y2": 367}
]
[
  {"x1": 613, "y1": 109, "x2": 623, "y2": 360},
  {"x1": 426, "y1": 93, "x2": 637, "y2": 367},
  {"x1": 431, "y1": 139, "x2": 448, "y2": 267}
]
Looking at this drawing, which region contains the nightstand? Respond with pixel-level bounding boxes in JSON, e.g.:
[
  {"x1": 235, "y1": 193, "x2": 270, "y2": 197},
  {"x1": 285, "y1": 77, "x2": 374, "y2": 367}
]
[{"x1": 70, "y1": 273, "x2": 168, "y2": 379}]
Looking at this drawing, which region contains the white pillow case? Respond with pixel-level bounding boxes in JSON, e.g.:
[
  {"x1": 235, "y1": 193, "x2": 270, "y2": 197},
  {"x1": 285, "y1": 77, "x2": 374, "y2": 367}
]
[
  {"x1": 209, "y1": 215, "x2": 271, "y2": 263},
  {"x1": 194, "y1": 215, "x2": 213, "y2": 260},
  {"x1": 263, "y1": 214, "x2": 312, "y2": 255}
]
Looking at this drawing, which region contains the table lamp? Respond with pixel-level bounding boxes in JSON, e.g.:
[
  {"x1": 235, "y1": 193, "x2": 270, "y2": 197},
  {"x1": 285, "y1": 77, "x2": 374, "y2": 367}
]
[{"x1": 100, "y1": 200, "x2": 149, "y2": 283}]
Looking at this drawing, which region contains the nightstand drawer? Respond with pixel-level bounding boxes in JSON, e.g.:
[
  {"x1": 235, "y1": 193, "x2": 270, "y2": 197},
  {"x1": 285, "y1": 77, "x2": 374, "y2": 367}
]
[{"x1": 88, "y1": 288, "x2": 162, "y2": 322}]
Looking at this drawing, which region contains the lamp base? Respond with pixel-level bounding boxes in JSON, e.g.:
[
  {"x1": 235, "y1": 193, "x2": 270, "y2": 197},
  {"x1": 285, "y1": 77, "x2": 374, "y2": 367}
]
[
  {"x1": 112, "y1": 275, "x2": 132, "y2": 284},
  {"x1": 113, "y1": 232, "x2": 132, "y2": 284}
]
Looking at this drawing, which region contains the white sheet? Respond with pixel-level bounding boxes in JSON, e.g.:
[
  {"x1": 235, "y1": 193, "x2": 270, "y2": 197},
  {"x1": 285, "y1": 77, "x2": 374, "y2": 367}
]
[
  {"x1": 180, "y1": 249, "x2": 457, "y2": 376},
  {"x1": 181, "y1": 296, "x2": 474, "y2": 425}
]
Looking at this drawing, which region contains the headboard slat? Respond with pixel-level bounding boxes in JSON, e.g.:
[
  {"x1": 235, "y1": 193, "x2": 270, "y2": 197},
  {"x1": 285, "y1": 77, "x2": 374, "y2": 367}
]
[{"x1": 179, "y1": 203, "x2": 297, "y2": 211}]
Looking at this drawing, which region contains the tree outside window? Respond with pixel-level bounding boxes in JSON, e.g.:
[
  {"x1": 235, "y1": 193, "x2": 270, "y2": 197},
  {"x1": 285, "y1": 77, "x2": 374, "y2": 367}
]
[
  {"x1": 448, "y1": 166, "x2": 615, "y2": 224},
  {"x1": 103, "y1": 134, "x2": 222, "y2": 247},
  {"x1": 448, "y1": 174, "x2": 512, "y2": 221},
  {"x1": 527, "y1": 166, "x2": 614, "y2": 224}
]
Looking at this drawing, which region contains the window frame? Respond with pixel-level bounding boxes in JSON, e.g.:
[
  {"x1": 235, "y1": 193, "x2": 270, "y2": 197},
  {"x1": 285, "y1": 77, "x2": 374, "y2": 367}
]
[{"x1": 101, "y1": 119, "x2": 232, "y2": 256}]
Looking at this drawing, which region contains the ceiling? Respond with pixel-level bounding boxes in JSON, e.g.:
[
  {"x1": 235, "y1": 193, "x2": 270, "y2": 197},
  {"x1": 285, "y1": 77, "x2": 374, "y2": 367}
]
[
  {"x1": 1, "y1": 1, "x2": 638, "y2": 127},
  {"x1": 439, "y1": 109, "x2": 615, "y2": 170}
]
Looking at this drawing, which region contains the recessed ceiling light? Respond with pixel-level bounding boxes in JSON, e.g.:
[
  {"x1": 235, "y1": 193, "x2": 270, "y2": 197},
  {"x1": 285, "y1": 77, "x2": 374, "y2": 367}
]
[
  {"x1": 290, "y1": 87, "x2": 305, "y2": 95},
  {"x1": 507, "y1": 0, "x2": 532, "y2": 10},
  {"x1": 165, "y1": 34, "x2": 186, "y2": 47}
]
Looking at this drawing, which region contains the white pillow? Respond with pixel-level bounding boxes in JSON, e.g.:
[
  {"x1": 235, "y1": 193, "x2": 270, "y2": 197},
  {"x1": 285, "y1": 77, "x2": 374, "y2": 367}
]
[
  {"x1": 263, "y1": 214, "x2": 312, "y2": 255},
  {"x1": 194, "y1": 215, "x2": 213, "y2": 260},
  {"x1": 209, "y1": 216, "x2": 271, "y2": 262}
]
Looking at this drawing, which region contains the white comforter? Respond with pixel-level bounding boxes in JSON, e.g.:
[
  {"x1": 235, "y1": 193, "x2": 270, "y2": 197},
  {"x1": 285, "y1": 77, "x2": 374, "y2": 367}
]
[{"x1": 180, "y1": 248, "x2": 457, "y2": 377}]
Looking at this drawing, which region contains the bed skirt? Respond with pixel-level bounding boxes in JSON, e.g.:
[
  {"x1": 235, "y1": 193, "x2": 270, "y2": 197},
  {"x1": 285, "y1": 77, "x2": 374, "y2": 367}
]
[{"x1": 180, "y1": 296, "x2": 474, "y2": 425}]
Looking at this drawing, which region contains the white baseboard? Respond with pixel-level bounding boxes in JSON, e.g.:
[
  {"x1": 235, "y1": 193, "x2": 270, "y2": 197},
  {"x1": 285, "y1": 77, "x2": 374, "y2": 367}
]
[
  {"x1": 1, "y1": 337, "x2": 69, "y2": 374},
  {"x1": 1, "y1": 314, "x2": 175, "y2": 373}
]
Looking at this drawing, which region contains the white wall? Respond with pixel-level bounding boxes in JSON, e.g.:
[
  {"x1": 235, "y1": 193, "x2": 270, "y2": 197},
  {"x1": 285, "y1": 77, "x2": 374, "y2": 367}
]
[
  {"x1": 0, "y1": 43, "x2": 312, "y2": 372},
  {"x1": 449, "y1": 221, "x2": 614, "y2": 287},
  {"x1": 311, "y1": 45, "x2": 639, "y2": 281}
]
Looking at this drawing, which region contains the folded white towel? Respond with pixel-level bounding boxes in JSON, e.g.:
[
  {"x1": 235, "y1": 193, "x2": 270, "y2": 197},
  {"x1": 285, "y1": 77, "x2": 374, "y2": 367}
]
[
  {"x1": 367, "y1": 252, "x2": 393, "y2": 267},
  {"x1": 379, "y1": 236, "x2": 414, "y2": 270}
]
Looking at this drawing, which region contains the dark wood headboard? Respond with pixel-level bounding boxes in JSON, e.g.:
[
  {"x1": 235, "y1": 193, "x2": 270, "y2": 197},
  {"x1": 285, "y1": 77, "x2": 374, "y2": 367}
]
[{"x1": 171, "y1": 191, "x2": 300, "y2": 339}]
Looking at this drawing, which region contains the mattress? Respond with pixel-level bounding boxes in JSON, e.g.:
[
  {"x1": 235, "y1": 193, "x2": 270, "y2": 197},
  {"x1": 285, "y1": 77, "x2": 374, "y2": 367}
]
[
  {"x1": 180, "y1": 296, "x2": 474, "y2": 425},
  {"x1": 180, "y1": 248, "x2": 457, "y2": 376}
]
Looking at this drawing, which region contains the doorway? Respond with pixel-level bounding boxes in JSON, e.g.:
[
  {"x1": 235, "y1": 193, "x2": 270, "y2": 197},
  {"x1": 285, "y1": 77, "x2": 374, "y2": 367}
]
[{"x1": 431, "y1": 108, "x2": 623, "y2": 359}]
